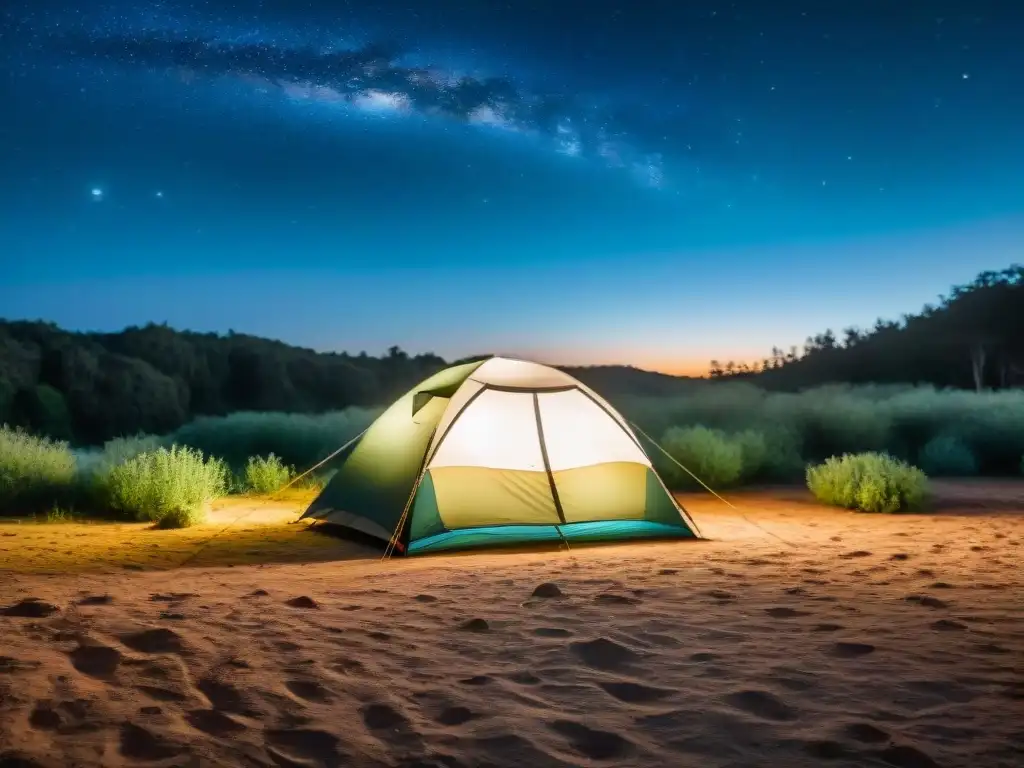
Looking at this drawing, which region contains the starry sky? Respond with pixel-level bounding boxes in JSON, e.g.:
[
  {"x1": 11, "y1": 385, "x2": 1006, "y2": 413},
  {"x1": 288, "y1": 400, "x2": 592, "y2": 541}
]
[{"x1": 1, "y1": 1, "x2": 1022, "y2": 375}]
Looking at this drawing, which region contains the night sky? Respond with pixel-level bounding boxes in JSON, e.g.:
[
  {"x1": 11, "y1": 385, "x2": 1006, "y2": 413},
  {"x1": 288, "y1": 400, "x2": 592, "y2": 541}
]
[{"x1": 1, "y1": 1, "x2": 1022, "y2": 374}]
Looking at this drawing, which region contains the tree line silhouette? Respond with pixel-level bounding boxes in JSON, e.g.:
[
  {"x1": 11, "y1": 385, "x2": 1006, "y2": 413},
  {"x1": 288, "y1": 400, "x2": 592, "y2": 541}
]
[
  {"x1": 0, "y1": 321, "x2": 696, "y2": 445},
  {"x1": 2, "y1": 265, "x2": 1019, "y2": 445},
  {"x1": 709, "y1": 265, "x2": 1024, "y2": 391}
]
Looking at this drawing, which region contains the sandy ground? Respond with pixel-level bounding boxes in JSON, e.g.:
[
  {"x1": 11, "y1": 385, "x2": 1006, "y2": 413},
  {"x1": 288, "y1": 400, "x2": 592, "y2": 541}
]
[{"x1": 0, "y1": 482, "x2": 1022, "y2": 768}]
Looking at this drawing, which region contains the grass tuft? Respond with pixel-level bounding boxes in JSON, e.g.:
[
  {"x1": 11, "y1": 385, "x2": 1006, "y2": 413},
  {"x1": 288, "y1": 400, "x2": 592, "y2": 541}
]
[{"x1": 242, "y1": 453, "x2": 294, "y2": 495}]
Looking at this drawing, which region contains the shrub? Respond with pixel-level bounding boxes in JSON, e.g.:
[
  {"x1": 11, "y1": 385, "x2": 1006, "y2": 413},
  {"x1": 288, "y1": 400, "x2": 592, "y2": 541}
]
[
  {"x1": 658, "y1": 426, "x2": 746, "y2": 488},
  {"x1": 806, "y1": 452, "x2": 928, "y2": 513},
  {"x1": 155, "y1": 506, "x2": 205, "y2": 529},
  {"x1": 617, "y1": 383, "x2": 1024, "y2": 476},
  {"x1": 100, "y1": 434, "x2": 167, "y2": 466},
  {"x1": 104, "y1": 445, "x2": 228, "y2": 523},
  {"x1": 0, "y1": 425, "x2": 77, "y2": 515},
  {"x1": 169, "y1": 408, "x2": 379, "y2": 472},
  {"x1": 241, "y1": 453, "x2": 294, "y2": 494},
  {"x1": 918, "y1": 435, "x2": 978, "y2": 477}
]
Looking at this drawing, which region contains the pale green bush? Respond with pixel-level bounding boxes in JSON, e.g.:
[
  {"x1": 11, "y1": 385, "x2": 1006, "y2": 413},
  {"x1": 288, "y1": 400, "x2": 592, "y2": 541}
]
[
  {"x1": 0, "y1": 425, "x2": 77, "y2": 515},
  {"x1": 619, "y1": 383, "x2": 1024, "y2": 475},
  {"x1": 806, "y1": 452, "x2": 928, "y2": 513},
  {"x1": 104, "y1": 446, "x2": 228, "y2": 525},
  {"x1": 658, "y1": 426, "x2": 747, "y2": 488},
  {"x1": 241, "y1": 453, "x2": 294, "y2": 494},
  {"x1": 169, "y1": 408, "x2": 378, "y2": 472}
]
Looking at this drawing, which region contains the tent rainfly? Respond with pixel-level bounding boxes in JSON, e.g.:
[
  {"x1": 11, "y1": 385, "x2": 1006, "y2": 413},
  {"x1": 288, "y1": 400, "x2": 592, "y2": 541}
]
[{"x1": 301, "y1": 357, "x2": 700, "y2": 554}]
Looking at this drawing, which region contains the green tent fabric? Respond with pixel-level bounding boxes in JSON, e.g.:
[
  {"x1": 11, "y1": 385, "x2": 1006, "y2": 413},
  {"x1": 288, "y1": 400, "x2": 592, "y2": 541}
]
[{"x1": 301, "y1": 357, "x2": 700, "y2": 554}]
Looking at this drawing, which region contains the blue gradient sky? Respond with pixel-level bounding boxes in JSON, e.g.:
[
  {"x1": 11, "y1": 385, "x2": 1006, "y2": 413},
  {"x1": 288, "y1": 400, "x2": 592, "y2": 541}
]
[{"x1": 1, "y1": 1, "x2": 1022, "y2": 374}]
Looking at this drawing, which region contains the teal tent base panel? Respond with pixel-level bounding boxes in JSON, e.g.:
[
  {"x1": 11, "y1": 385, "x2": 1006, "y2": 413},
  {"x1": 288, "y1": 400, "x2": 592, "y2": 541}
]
[{"x1": 407, "y1": 520, "x2": 694, "y2": 555}]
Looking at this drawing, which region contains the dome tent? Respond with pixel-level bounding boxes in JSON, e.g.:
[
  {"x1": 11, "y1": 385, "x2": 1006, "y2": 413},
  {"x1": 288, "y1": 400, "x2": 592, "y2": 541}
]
[{"x1": 301, "y1": 357, "x2": 700, "y2": 554}]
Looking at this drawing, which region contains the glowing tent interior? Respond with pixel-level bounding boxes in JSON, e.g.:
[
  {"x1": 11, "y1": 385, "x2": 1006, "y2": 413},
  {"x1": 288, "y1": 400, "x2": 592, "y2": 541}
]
[{"x1": 301, "y1": 357, "x2": 700, "y2": 554}]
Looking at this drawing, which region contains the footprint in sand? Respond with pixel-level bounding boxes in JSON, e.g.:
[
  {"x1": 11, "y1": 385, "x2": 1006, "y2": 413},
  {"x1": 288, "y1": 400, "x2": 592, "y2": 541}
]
[
  {"x1": 812, "y1": 623, "x2": 844, "y2": 632},
  {"x1": 724, "y1": 689, "x2": 798, "y2": 722},
  {"x1": 459, "y1": 675, "x2": 493, "y2": 687},
  {"x1": 930, "y1": 619, "x2": 967, "y2": 631},
  {"x1": 137, "y1": 685, "x2": 189, "y2": 703},
  {"x1": 506, "y1": 671, "x2": 541, "y2": 685},
  {"x1": 1, "y1": 598, "x2": 60, "y2": 618},
  {"x1": 534, "y1": 627, "x2": 573, "y2": 638},
  {"x1": 975, "y1": 642, "x2": 1010, "y2": 655},
  {"x1": 330, "y1": 658, "x2": 364, "y2": 676},
  {"x1": 68, "y1": 642, "x2": 122, "y2": 678},
  {"x1": 843, "y1": 722, "x2": 890, "y2": 744},
  {"x1": 904, "y1": 595, "x2": 949, "y2": 609},
  {"x1": 875, "y1": 744, "x2": 941, "y2": 768},
  {"x1": 119, "y1": 723, "x2": 185, "y2": 761},
  {"x1": 150, "y1": 593, "x2": 197, "y2": 603},
  {"x1": 76, "y1": 594, "x2": 113, "y2": 606},
  {"x1": 706, "y1": 590, "x2": 736, "y2": 602},
  {"x1": 266, "y1": 728, "x2": 345, "y2": 767},
  {"x1": 764, "y1": 607, "x2": 811, "y2": 618},
  {"x1": 594, "y1": 593, "x2": 639, "y2": 606},
  {"x1": 285, "y1": 679, "x2": 334, "y2": 703},
  {"x1": 828, "y1": 641, "x2": 875, "y2": 658},
  {"x1": 436, "y1": 705, "x2": 476, "y2": 725},
  {"x1": 28, "y1": 705, "x2": 62, "y2": 731},
  {"x1": 185, "y1": 709, "x2": 247, "y2": 736},
  {"x1": 569, "y1": 638, "x2": 638, "y2": 670},
  {"x1": 802, "y1": 740, "x2": 849, "y2": 760},
  {"x1": 120, "y1": 628, "x2": 185, "y2": 654},
  {"x1": 362, "y1": 702, "x2": 409, "y2": 730},
  {"x1": 599, "y1": 681, "x2": 673, "y2": 704},
  {"x1": 197, "y1": 676, "x2": 254, "y2": 716},
  {"x1": 549, "y1": 719, "x2": 635, "y2": 760}
]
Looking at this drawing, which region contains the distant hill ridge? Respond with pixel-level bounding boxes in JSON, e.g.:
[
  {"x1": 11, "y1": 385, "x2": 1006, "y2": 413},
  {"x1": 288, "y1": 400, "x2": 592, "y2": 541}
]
[{"x1": 1, "y1": 263, "x2": 1020, "y2": 444}]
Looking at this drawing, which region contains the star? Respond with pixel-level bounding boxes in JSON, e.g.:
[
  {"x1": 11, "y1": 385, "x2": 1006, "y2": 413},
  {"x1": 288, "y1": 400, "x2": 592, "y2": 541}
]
[
  {"x1": 962, "y1": 73, "x2": 970, "y2": 79},
  {"x1": 155, "y1": 190, "x2": 164, "y2": 198},
  {"x1": 90, "y1": 188, "x2": 103, "y2": 200}
]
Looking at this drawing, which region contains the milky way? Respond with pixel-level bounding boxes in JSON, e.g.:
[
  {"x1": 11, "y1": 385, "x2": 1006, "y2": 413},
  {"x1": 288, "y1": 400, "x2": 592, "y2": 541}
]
[{"x1": 5, "y1": 6, "x2": 670, "y2": 190}]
